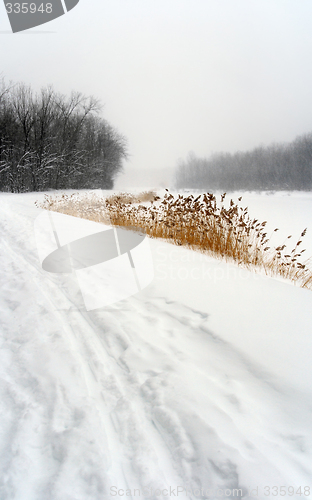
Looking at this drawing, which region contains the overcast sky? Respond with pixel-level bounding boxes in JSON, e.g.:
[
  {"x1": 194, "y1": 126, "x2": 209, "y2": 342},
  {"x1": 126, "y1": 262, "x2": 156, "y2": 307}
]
[{"x1": 1, "y1": 0, "x2": 312, "y2": 182}]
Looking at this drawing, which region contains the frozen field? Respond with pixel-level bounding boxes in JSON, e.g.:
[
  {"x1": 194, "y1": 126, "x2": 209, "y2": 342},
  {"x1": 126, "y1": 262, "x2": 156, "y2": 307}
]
[{"x1": 0, "y1": 190, "x2": 312, "y2": 500}]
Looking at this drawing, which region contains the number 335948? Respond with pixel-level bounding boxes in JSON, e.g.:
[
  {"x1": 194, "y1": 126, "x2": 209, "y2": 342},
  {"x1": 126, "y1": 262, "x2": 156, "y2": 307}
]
[{"x1": 5, "y1": 3, "x2": 53, "y2": 14}]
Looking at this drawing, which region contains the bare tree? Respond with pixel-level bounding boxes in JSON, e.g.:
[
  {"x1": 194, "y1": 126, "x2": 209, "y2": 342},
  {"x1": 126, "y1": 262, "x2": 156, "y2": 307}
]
[
  {"x1": 175, "y1": 135, "x2": 312, "y2": 191},
  {"x1": 0, "y1": 77, "x2": 127, "y2": 192}
]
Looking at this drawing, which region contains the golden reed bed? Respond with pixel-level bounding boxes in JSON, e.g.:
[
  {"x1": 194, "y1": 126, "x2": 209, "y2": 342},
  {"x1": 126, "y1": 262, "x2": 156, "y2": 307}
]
[{"x1": 37, "y1": 190, "x2": 312, "y2": 290}]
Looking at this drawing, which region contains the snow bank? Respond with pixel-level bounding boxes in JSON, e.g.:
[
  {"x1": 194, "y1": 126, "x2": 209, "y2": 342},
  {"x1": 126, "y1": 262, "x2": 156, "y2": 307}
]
[{"x1": 0, "y1": 191, "x2": 311, "y2": 500}]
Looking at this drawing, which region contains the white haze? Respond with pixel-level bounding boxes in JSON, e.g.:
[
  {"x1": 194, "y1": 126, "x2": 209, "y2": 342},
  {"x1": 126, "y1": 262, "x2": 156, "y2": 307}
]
[{"x1": 1, "y1": 0, "x2": 312, "y2": 185}]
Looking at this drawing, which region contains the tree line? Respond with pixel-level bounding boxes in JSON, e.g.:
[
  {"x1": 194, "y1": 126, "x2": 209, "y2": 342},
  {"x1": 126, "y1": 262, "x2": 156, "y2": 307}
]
[
  {"x1": 175, "y1": 134, "x2": 312, "y2": 191},
  {"x1": 0, "y1": 77, "x2": 127, "y2": 192}
]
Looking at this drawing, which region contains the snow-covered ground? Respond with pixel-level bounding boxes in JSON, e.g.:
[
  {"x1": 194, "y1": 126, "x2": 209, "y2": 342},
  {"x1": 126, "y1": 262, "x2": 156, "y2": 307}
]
[{"x1": 0, "y1": 190, "x2": 312, "y2": 500}]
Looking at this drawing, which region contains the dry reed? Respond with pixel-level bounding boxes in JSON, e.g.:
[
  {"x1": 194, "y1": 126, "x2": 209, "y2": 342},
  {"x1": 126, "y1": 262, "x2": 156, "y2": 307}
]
[{"x1": 37, "y1": 189, "x2": 312, "y2": 290}]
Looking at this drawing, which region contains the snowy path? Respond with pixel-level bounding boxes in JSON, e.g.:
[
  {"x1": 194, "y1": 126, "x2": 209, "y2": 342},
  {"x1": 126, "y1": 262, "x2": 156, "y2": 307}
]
[{"x1": 1, "y1": 192, "x2": 312, "y2": 500}]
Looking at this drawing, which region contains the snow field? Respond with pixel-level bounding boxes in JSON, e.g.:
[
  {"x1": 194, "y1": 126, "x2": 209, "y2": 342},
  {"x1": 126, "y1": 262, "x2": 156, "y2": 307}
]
[{"x1": 0, "y1": 191, "x2": 312, "y2": 499}]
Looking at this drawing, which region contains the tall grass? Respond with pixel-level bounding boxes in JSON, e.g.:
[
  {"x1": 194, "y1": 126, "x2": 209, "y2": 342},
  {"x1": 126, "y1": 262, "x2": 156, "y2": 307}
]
[{"x1": 37, "y1": 190, "x2": 312, "y2": 289}]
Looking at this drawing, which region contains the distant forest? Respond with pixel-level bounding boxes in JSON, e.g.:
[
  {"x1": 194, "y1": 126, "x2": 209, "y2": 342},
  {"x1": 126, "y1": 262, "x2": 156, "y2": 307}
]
[
  {"x1": 175, "y1": 134, "x2": 312, "y2": 191},
  {"x1": 0, "y1": 78, "x2": 127, "y2": 192}
]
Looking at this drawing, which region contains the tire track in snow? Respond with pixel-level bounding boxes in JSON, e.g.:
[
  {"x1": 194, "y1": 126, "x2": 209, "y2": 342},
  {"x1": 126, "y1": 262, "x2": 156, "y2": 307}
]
[{"x1": 0, "y1": 198, "x2": 184, "y2": 496}]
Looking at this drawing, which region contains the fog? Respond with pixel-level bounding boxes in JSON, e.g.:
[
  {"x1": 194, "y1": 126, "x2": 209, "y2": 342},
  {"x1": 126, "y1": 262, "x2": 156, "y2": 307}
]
[{"x1": 1, "y1": 0, "x2": 312, "y2": 187}]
